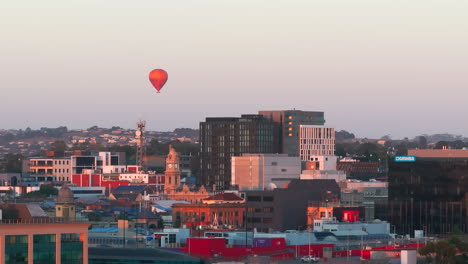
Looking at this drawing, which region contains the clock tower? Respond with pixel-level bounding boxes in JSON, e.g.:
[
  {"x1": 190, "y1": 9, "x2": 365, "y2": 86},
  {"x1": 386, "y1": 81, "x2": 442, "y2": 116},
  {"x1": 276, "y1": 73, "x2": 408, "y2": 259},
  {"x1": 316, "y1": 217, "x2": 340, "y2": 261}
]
[{"x1": 164, "y1": 144, "x2": 181, "y2": 194}]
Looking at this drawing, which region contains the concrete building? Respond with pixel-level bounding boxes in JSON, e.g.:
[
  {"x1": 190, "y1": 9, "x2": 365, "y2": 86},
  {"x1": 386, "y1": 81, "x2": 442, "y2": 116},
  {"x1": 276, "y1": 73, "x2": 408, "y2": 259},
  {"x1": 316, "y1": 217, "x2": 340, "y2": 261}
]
[
  {"x1": 23, "y1": 152, "x2": 127, "y2": 182},
  {"x1": 259, "y1": 110, "x2": 325, "y2": 156},
  {"x1": 71, "y1": 152, "x2": 126, "y2": 175},
  {"x1": 23, "y1": 157, "x2": 71, "y2": 182},
  {"x1": 200, "y1": 115, "x2": 278, "y2": 190},
  {"x1": 300, "y1": 169, "x2": 346, "y2": 182},
  {"x1": 231, "y1": 153, "x2": 301, "y2": 190},
  {"x1": 244, "y1": 179, "x2": 341, "y2": 232},
  {"x1": 299, "y1": 125, "x2": 335, "y2": 162},
  {"x1": 172, "y1": 203, "x2": 245, "y2": 228},
  {"x1": 0, "y1": 203, "x2": 89, "y2": 264},
  {"x1": 55, "y1": 186, "x2": 76, "y2": 219},
  {"x1": 386, "y1": 150, "x2": 468, "y2": 234},
  {"x1": 0, "y1": 173, "x2": 20, "y2": 186}
]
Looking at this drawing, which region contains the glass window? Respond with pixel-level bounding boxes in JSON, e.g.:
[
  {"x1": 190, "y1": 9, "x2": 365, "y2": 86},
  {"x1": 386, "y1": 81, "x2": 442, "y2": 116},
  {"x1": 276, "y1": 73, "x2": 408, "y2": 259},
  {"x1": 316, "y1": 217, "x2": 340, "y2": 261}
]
[
  {"x1": 5, "y1": 235, "x2": 28, "y2": 264},
  {"x1": 34, "y1": 234, "x2": 56, "y2": 264},
  {"x1": 61, "y1": 233, "x2": 83, "y2": 264}
]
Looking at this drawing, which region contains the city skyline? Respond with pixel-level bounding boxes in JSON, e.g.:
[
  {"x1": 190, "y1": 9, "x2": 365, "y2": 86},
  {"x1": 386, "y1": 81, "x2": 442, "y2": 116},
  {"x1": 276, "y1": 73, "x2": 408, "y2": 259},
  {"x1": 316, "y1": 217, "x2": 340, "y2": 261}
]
[{"x1": 1, "y1": 0, "x2": 467, "y2": 139}]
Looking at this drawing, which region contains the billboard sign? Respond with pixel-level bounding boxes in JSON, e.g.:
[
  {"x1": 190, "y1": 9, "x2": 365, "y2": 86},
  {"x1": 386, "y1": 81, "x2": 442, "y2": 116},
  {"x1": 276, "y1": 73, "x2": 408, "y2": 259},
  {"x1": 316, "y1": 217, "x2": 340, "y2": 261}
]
[{"x1": 394, "y1": 156, "x2": 416, "y2": 162}]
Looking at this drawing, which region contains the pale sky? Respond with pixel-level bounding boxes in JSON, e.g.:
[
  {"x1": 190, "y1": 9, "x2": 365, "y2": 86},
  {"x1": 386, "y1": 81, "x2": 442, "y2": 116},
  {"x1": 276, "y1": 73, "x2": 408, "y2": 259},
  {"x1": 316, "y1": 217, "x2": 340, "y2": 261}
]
[{"x1": 1, "y1": 0, "x2": 467, "y2": 139}]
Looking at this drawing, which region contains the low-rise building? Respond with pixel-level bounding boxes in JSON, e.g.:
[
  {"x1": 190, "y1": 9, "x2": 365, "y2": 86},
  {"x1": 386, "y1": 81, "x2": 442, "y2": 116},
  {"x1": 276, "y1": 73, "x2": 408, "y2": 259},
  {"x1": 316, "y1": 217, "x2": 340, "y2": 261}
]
[
  {"x1": 0, "y1": 203, "x2": 89, "y2": 264},
  {"x1": 231, "y1": 153, "x2": 301, "y2": 190}
]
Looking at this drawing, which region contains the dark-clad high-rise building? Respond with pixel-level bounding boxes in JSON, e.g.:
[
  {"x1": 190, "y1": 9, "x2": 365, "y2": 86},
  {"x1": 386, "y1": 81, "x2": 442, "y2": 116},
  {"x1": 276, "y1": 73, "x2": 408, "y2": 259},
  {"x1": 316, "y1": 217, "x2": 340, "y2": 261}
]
[
  {"x1": 384, "y1": 149, "x2": 468, "y2": 235},
  {"x1": 259, "y1": 110, "x2": 325, "y2": 156},
  {"x1": 200, "y1": 115, "x2": 278, "y2": 190}
]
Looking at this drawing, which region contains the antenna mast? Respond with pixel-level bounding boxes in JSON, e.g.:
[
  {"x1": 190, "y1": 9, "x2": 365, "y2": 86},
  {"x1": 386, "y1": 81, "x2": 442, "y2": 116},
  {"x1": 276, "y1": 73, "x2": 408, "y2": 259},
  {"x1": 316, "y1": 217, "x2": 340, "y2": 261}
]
[{"x1": 136, "y1": 120, "x2": 147, "y2": 173}]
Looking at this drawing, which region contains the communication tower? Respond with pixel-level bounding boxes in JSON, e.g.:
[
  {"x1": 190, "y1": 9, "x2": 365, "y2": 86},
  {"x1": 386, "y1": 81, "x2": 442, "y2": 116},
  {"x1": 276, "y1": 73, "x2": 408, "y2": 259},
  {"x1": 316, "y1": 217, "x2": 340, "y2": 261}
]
[{"x1": 136, "y1": 121, "x2": 147, "y2": 172}]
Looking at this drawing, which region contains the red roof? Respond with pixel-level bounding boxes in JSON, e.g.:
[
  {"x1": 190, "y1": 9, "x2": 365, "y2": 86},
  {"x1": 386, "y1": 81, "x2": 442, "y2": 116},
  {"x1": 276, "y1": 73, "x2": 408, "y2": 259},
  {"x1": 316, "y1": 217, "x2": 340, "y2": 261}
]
[{"x1": 203, "y1": 192, "x2": 244, "y2": 202}]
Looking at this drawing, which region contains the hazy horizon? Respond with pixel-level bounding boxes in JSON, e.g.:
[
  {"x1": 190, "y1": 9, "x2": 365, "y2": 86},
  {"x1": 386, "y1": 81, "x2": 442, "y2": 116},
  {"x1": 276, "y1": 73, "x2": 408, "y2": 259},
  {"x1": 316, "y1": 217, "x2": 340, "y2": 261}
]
[{"x1": 1, "y1": 0, "x2": 467, "y2": 139}]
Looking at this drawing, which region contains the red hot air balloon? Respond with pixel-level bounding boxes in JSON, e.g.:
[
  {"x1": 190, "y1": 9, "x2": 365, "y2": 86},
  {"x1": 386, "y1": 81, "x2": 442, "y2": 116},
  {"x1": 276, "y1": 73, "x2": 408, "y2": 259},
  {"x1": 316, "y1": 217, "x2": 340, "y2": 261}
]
[{"x1": 149, "y1": 69, "x2": 168, "y2": 93}]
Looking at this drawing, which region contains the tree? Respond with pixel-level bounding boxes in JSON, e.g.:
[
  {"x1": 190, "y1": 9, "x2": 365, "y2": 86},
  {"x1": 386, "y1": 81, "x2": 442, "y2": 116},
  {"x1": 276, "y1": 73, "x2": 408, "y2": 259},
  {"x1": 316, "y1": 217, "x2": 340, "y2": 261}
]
[
  {"x1": 0, "y1": 153, "x2": 23, "y2": 173},
  {"x1": 87, "y1": 212, "x2": 102, "y2": 222},
  {"x1": 39, "y1": 184, "x2": 59, "y2": 196},
  {"x1": 51, "y1": 140, "x2": 68, "y2": 152},
  {"x1": 419, "y1": 237, "x2": 468, "y2": 264},
  {"x1": 335, "y1": 130, "x2": 355, "y2": 141},
  {"x1": 417, "y1": 136, "x2": 428, "y2": 149}
]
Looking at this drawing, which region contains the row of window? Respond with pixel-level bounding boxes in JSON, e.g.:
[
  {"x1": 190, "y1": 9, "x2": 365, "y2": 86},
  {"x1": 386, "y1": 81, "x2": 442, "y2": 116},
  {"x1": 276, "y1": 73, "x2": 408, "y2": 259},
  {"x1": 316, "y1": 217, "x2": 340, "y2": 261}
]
[
  {"x1": 247, "y1": 207, "x2": 274, "y2": 213},
  {"x1": 247, "y1": 196, "x2": 274, "y2": 202},
  {"x1": 247, "y1": 217, "x2": 273, "y2": 224}
]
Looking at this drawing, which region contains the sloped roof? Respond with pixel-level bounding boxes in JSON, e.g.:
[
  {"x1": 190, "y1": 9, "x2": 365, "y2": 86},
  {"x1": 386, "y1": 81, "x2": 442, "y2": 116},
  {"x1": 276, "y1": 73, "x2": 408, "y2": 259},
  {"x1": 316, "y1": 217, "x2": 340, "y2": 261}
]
[
  {"x1": 112, "y1": 193, "x2": 141, "y2": 202},
  {"x1": 112, "y1": 185, "x2": 147, "y2": 193},
  {"x1": 204, "y1": 192, "x2": 243, "y2": 202},
  {"x1": 0, "y1": 203, "x2": 48, "y2": 220}
]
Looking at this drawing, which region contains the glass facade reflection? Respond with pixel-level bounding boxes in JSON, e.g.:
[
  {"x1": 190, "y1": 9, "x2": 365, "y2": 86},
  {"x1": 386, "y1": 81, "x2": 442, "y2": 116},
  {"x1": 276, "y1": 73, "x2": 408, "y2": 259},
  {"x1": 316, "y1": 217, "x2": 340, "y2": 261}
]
[
  {"x1": 386, "y1": 158, "x2": 468, "y2": 234},
  {"x1": 5, "y1": 235, "x2": 28, "y2": 264},
  {"x1": 61, "y1": 233, "x2": 84, "y2": 264},
  {"x1": 200, "y1": 115, "x2": 278, "y2": 189},
  {"x1": 33, "y1": 234, "x2": 56, "y2": 264}
]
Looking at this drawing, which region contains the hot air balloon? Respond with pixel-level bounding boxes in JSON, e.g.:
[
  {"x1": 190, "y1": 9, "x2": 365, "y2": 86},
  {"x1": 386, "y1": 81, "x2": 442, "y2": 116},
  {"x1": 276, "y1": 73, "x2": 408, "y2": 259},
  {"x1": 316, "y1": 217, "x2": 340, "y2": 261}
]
[{"x1": 149, "y1": 69, "x2": 168, "y2": 93}]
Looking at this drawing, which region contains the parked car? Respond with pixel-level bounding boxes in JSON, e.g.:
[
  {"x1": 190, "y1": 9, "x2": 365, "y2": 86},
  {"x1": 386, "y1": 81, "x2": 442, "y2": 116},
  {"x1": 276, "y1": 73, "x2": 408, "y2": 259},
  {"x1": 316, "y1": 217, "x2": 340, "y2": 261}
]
[{"x1": 301, "y1": 255, "x2": 320, "y2": 262}]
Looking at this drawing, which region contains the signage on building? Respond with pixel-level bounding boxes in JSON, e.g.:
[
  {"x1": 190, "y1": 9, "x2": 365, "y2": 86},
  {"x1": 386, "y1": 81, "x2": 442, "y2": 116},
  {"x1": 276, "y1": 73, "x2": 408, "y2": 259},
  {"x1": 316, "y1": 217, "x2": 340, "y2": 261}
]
[{"x1": 394, "y1": 156, "x2": 416, "y2": 162}]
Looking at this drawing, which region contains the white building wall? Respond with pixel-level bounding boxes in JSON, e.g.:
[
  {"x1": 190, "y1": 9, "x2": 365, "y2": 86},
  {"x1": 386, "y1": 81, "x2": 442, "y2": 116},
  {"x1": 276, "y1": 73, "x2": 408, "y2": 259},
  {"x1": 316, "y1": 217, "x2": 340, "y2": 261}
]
[
  {"x1": 300, "y1": 170, "x2": 346, "y2": 182},
  {"x1": 232, "y1": 154, "x2": 301, "y2": 190},
  {"x1": 53, "y1": 158, "x2": 72, "y2": 181},
  {"x1": 299, "y1": 125, "x2": 335, "y2": 161},
  {"x1": 119, "y1": 173, "x2": 149, "y2": 183}
]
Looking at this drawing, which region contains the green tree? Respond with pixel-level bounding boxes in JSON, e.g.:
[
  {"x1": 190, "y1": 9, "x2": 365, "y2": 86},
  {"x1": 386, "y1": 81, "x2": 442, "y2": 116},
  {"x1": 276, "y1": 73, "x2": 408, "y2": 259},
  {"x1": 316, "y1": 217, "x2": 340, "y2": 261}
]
[
  {"x1": 39, "y1": 184, "x2": 59, "y2": 196},
  {"x1": 0, "y1": 153, "x2": 23, "y2": 173},
  {"x1": 419, "y1": 237, "x2": 468, "y2": 264},
  {"x1": 87, "y1": 212, "x2": 102, "y2": 222},
  {"x1": 51, "y1": 140, "x2": 68, "y2": 152}
]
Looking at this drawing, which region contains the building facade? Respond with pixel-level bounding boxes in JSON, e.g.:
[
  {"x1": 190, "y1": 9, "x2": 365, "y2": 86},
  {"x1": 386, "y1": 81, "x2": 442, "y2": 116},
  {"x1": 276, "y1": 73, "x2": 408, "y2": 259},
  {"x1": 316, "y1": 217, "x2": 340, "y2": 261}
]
[
  {"x1": 23, "y1": 152, "x2": 126, "y2": 182},
  {"x1": 164, "y1": 145, "x2": 181, "y2": 194},
  {"x1": 23, "y1": 157, "x2": 71, "y2": 182},
  {"x1": 299, "y1": 125, "x2": 335, "y2": 163},
  {"x1": 231, "y1": 154, "x2": 301, "y2": 190},
  {"x1": 0, "y1": 203, "x2": 89, "y2": 264},
  {"x1": 200, "y1": 115, "x2": 278, "y2": 190},
  {"x1": 244, "y1": 179, "x2": 341, "y2": 232},
  {"x1": 172, "y1": 203, "x2": 245, "y2": 228},
  {"x1": 385, "y1": 150, "x2": 468, "y2": 235},
  {"x1": 258, "y1": 110, "x2": 325, "y2": 156}
]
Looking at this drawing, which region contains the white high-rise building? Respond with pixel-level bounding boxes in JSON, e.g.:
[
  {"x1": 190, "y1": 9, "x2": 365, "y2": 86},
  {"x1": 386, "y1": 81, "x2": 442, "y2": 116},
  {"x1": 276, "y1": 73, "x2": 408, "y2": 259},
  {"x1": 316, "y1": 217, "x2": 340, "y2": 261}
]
[{"x1": 299, "y1": 125, "x2": 335, "y2": 158}]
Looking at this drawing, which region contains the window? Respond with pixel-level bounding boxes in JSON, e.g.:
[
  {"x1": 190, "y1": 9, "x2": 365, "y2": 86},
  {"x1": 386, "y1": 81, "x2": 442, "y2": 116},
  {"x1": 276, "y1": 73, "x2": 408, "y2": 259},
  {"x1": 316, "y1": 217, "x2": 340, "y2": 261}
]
[
  {"x1": 34, "y1": 234, "x2": 56, "y2": 264},
  {"x1": 263, "y1": 196, "x2": 274, "y2": 202},
  {"x1": 5, "y1": 235, "x2": 28, "y2": 264},
  {"x1": 271, "y1": 162, "x2": 277, "y2": 166},
  {"x1": 247, "y1": 196, "x2": 261, "y2": 202},
  {"x1": 61, "y1": 233, "x2": 83, "y2": 264}
]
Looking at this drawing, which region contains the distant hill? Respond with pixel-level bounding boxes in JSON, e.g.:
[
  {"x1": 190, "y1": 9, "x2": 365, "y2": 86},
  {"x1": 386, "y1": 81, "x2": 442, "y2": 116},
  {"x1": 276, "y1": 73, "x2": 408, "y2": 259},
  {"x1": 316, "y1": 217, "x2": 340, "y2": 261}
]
[{"x1": 173, "y1": 128, "x2": 199, "y2": 139}]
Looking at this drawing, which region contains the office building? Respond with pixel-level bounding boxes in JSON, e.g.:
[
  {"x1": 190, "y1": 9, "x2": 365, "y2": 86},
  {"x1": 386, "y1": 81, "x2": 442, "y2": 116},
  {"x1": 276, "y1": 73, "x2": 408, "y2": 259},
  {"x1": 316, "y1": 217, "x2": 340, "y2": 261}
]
[
  {"x1": 298, "y1": 125, "x2": 335, "y2": 163},
  {"x1": 23, "y1": 152, "x2": 126, "y2": 182},
  {"x1": 23, "y1": 157, "x2": 71, "y2": 182},
  {"x1": 0, "y1": 203, "x2": 89, "y2": 264},
  {"x1": 386, "y1": 149, "x2": 468, "y2": 235},
  {"x1": 244, "y1": 179, "x2": 340, "y2": 232},
  {"x1": 231, "y1": 153, "x2": 301, "y2": 190},
  {"x1": 200, "y1": 115, "x2": 278, "y2": 190},
  {"x1": 259, "y1": 110, "x2": 325, "y2": 156}
]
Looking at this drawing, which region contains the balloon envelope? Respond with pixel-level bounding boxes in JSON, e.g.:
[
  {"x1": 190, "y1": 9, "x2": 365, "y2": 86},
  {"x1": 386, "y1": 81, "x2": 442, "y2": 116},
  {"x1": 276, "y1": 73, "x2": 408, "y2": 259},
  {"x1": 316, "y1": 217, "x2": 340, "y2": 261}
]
[{"x1": 149, "y1": 69, "x2": 168, "y2": 93}]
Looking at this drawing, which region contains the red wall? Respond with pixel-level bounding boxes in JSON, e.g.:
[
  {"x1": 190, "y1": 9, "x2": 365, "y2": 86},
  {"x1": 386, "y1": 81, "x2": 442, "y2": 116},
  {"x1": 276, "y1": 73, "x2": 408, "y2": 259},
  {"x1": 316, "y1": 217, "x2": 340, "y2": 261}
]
[{"x1": 342, "y1": 210, "x2": 360, "y2": 222}]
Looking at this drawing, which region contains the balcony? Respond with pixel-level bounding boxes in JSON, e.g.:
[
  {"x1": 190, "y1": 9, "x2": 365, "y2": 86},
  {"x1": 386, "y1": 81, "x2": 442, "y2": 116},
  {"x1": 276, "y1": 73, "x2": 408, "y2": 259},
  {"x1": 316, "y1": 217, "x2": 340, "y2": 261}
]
[{"x1": 0, "y1": 217, "x2": 89, "y2": 225}]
